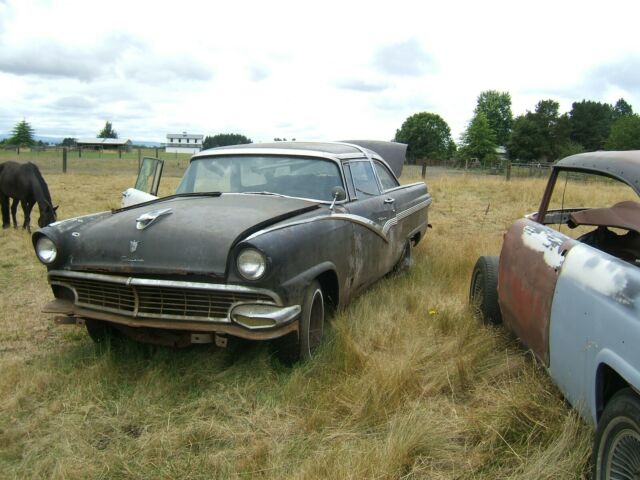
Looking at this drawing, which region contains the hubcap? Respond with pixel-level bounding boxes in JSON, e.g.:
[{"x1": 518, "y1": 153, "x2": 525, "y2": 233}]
[{"x1": 606, "y1": 427, "x2": 640, "y2": 479}]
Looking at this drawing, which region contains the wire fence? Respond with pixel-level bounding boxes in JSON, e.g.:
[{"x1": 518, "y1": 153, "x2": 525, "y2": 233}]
[{"x1": 0, "y1": 146, "x2": 192, "y2": 177}]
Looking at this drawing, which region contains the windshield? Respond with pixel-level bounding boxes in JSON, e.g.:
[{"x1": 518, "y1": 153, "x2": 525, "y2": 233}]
[{"x1": 176, "y1": 155, "x2": 344, "y2": 201}]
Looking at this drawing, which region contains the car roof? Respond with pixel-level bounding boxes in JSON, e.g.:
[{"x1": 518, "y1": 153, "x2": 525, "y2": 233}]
[
  {"x1": 192, "y1": 141, "x2": 408, "y2": 177},
  {"x1": 556, "y1": 150, "x2": 640, "y2": 194}
]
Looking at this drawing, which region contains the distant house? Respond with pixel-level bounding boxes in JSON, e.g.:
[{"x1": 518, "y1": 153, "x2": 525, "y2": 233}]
[
  {"x1": 166, "y1": 132, "x2": 203, "y2": 154},
  {"x1": 77, "y1": 138, "x2": 132, "y2": 150}
]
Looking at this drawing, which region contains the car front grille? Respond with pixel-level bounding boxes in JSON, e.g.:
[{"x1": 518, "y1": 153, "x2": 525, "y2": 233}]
[{"x1": 49, "y1": 272, "x2": 277, "y2": 322}]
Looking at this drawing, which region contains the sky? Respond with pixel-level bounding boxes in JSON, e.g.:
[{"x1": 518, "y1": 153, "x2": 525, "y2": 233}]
[{"x1": 0, "y1": 0, "x2": 638, "y2": 144}]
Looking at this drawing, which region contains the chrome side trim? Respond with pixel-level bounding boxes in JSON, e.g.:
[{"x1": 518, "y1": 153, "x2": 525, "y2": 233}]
[
  {"x1": 382, "y1": 197, "x2": 433, "y2": 235},
  {"x1": 48, "y1": 270, "x2": 282, "y2": 304},
  {"x1": 244, "y1": 213, "x2": 389, "y2": 243}
]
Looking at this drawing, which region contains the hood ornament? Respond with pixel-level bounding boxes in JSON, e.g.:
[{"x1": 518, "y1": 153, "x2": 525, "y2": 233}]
[
  {"x1": 129, "y1": 240, "x2": 140, "y2": 253},
  {"x1": 136, "y1": 208, "x2": 172, "y2": 230}
]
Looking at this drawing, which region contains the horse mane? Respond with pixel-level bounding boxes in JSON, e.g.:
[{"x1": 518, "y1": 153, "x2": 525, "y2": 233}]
[{"x1": 26, "y1": 162, "x2": 53, "y2": 207}]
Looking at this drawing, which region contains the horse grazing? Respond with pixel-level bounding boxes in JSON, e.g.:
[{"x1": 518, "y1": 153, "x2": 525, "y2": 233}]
[{"x1": 0, "y1": 161, "x2": 58, "y2": 232}]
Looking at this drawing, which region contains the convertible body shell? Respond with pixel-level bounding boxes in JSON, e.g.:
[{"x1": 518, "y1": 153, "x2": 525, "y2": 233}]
[
  {"x1": 495, "y1": 151, "x2": 640, "y2": 425},
  {"x1": 34, "y1": 141, "x2": 431, "y2": 348}
]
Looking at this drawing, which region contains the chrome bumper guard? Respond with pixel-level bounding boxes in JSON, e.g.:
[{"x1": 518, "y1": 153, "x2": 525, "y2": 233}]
[{"x1": 231, "y1": 304, "x2": 301, "y2": 329}]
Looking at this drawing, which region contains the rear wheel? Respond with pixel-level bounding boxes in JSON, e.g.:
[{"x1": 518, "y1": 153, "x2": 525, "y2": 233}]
[
  {"x1": 392, "y1": 240, "x2": 413, "y2": 274},
  {"x1": 593, "y1": 388, "x2": 640, "y2": 479},
  {"x1": 274, "y1": 280, "x2": 325, "y2": 364},
  {"x1": 469, "y1": 256, "x2": 502, "y2": 325}
]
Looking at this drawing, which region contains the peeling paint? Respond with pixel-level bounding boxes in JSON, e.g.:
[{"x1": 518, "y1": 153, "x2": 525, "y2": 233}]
[
  {"x1": 522, "y1": 225, "x2": 566, "y2": 269},
  {"x1": 561, "y1": 244, "x2": 633, "y2": 306}
]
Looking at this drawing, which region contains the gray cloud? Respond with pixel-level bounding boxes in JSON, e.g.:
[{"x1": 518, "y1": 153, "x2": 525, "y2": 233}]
[
  {"x1": 0, "y1": 31, "x2": 212, "y2": 84},
  {"x1": 335, "y1": 79, "x2": 389, "y2": 93},
  {"x1": 123, "y1": 56, "x2": 213, "y2": 83},
  {"x1": 0, "y1": 32, "x2": 146, "y2": 81},
  {"x1": 52, "y1": 95, "x2": 95, "y2": 110},
  {"x1": 587, "y1": 55, "x2": 640, "y2": 94},
  {"x1": 373, "y1": 39, "x2": 436, "y2": 77}
]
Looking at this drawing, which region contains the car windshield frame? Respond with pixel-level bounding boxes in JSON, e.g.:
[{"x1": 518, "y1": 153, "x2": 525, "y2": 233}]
[{"x1": 176, "y1": 154, "x2": 346, "y2": 203}]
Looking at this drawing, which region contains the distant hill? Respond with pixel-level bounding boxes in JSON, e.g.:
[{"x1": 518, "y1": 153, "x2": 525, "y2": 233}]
[{"x1": 0, "y1": 133, "x2": 163, "y2": 147}]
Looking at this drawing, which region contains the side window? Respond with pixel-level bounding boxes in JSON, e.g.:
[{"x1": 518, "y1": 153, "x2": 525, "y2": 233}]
[
  {"x1": 374, "y1": 161, "x2": 399, "y2": 191},
  {"x1": 349, "y1": 161, "x2": 380, "y2": 197},
  {"x1": 342, "y1": 164, "x2": 356, "y2": 199}
]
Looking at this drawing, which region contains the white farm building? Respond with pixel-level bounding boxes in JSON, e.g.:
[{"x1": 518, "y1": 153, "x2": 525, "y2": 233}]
[{"x1": 165, "y1": 132, "x2": 203, "y2": 154}]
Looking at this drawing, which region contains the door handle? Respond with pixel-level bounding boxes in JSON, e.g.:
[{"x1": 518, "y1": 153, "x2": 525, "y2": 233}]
[{"x1": 383, "y1": 197, "x2": 395, "y2": 204}]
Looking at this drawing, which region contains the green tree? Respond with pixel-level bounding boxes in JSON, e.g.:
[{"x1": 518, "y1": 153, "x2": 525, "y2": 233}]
[
  {"x1": 98, "y1": 121, "x2": 118, "y2": 139},
  {"x1": 605, "y1": 114, "x2": 640, "y2": 150},
  {"x1": 569, "y1": 100, "x2": 613, "y2": 151},
  {"x1": 394, "y1": 112, "x2": 455, "y2": 162},
  {"x1": 474, "y1": 90, "x2": 513, "y2": 146},
  {"x1": 8, "y1": 119, "x2": 35, "y2": 146},
  {"x1": 613, "y1": 98, "x2": 634, "y2": 120},
  {"x1": 508, "y1": 100, "x2": 571, "y2": 162},
  {"x1": 60, "y1": 137, "x2": 77, "y2": 147},
  {"x1": 459, "y1": 112, "x2": 497, "y2": 166},
  {"x1": 202, "y1": 133, "x2": 252, "y2": 150}
]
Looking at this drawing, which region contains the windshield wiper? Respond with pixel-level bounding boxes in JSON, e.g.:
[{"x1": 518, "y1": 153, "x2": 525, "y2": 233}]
[{"x1": 241, "y1": 191, "x2": 287, "y2": 197}]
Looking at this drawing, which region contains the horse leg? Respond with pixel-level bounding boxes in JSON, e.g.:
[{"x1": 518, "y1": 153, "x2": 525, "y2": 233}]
[
  {"x1": 0, "y1": 194, "x2": 9, "y2": 229},
  {"x1": 10, "y1": 198, "x2": 19, "y2": 228},
  {"x1": 22, "y1": 200, "x2": 32, "y2": 232}
]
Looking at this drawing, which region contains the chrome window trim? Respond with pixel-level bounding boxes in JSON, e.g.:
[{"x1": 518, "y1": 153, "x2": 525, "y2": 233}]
[{"x1": 372, "y1": 159, "x2": 400, "y2": 191}]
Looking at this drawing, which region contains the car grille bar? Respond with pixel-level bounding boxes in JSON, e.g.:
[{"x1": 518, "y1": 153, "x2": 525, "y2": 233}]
[{"x1": 48, "y1": 270, "x2": 279, "y2": 323}]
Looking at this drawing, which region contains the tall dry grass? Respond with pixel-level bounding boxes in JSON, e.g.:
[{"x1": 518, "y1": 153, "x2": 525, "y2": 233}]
[{"x1": 0, "y1": 169, "x2": 592, "y2": 479}]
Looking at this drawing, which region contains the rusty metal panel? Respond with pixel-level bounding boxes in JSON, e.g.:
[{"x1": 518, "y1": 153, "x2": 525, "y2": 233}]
[{"x1": 498, "y1": 218, "x2": 578, "y2": 365}]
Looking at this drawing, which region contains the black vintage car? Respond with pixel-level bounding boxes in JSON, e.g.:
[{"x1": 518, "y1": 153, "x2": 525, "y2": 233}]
[{"x1": 33, "y1": 141, "x2": 431, "y2": 361}]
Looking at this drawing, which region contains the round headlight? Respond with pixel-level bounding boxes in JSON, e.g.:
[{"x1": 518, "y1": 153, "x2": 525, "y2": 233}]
[
  {"x1": 237, "y1": 248, "x2": 266, "y2": 280},
  {"x1": 36, "y1": 236, "x2": 58, "y2": 264}
]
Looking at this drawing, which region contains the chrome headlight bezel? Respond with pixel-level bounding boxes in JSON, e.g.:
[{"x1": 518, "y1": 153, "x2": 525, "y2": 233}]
[
  {"x1": 236, "y1": 248, "x2": 267, "y2": 280},
  {"x1": 35, "y1": 236, "x2": 58, "y2": 264}
]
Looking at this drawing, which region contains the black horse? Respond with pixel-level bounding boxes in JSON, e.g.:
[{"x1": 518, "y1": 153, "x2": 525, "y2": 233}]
[{"x1": 0, "y1": 161, "x2": 58, "y2": 232}]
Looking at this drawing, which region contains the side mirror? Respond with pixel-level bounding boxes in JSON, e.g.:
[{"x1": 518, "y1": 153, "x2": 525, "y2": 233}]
[{"x1": 331, "y1": 186, "x2": 347, "y2": 201}]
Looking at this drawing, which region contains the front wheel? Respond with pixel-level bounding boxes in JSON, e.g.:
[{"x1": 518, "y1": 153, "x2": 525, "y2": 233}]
[
  {"x1": 593, "y1": 388, "x2": 640, "y2": 479},
  {"x1": 274, "y1": 280, "x2": 325, "y2": 364},
  {"x1": 469, "y1": 256, "x2": 502, "y2": 325}
]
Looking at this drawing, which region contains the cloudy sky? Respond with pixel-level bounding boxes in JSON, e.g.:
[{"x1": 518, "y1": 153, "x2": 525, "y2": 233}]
[{"x1": 0, "y1": 0, "x2": 638, "y2": 144}]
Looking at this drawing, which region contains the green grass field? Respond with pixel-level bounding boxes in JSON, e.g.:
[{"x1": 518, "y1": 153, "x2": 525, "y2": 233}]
[{"x1": 0, "y1": 167, "x2": 593, "y2": 479}]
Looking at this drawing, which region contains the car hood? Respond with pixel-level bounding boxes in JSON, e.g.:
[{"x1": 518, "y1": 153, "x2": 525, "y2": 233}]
[{"x1": 57, "y1": 194, "x2": 319, "y2": 276}]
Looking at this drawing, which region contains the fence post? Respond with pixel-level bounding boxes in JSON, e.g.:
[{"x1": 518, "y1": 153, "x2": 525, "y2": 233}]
[
  {"x1": 421, "y1": 160, "x2": 427, "y2": 179},
  {"x1": 16, "y1": 146, "x2": 20, "y2": 155},
  {"x1": 78, "y1": 147, "x2": 82, "y2": 158},
  {"x1": 505, "y1": 160, "x2": 511, "y2": 181},
  {"x1": 155, "y1": 147, "x2": 159, "y2": 158},
  {"x1": 118, "y1": 147, "x2": 122, "y2": 159},
  {"x1": 137, "y1": 148, "x2": 141, "y2": 171},
  {"x1": 62, "y1": 147, "x2": 67, "y2": 173}
]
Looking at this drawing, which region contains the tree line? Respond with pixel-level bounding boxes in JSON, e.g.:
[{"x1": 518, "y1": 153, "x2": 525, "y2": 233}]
[{"x1": 395, "y1": 91, "x2": 639, "y2": 165}]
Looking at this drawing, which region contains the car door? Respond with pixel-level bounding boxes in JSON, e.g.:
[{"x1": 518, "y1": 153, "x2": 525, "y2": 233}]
[
  {"x1": 135, "y1": 157, "x2": 164, "y2": 196},
  {"x1": 121, "y1": 157, "x2": 165, "y2": 207},
  {"x1": 342, "y1": 160, "x2": 396, "y2": 288},
  {"x1": 498, "y1": 218, "x2": 579, "y2": 366}
]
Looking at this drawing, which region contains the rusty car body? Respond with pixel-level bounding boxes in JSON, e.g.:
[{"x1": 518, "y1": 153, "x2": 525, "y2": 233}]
[
  {"x1": 33, "y1": 141, "x2": 431, "y2": 362},
  {"x1": 470, "y1": 151, "x2": 640, "y2": 478}
]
